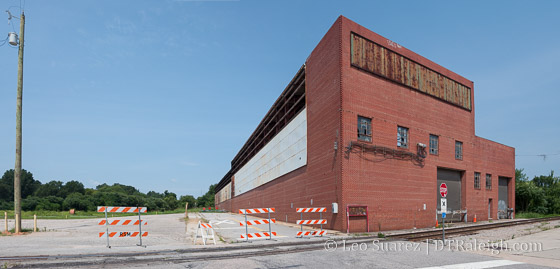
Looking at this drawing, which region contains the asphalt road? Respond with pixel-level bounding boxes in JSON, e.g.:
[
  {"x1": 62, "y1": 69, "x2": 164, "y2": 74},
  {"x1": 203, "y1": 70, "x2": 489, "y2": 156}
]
[{"x1": 59, "y1": 239, "x2": 552, "y2": 269}]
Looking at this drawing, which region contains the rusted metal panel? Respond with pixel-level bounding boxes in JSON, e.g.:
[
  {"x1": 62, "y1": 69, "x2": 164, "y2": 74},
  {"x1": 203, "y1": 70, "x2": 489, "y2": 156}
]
[{"x1": 350, "y1": 33, "x2": 472, "y2": 111}]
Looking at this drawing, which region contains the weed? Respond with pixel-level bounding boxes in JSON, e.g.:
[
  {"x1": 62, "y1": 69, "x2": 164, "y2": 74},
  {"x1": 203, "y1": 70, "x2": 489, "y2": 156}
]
[
  {"x1": 377, "y1": 232, "x2": 385, "y2": 238},
  {"x1": 1, "y1": 208, "x2": 211, "y2": 220},
  {"x1": 515, "y1": 212, "x2": 560, "y2": 219},
  {"x1": 8, "y1": 228, "x2": 33, "y2": 233}
]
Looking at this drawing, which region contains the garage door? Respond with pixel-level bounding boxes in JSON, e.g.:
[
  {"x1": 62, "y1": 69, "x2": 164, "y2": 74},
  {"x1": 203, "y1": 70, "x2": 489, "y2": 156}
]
[
  {"x1": 498, "y1": 177, "x2": 509, "y2": 219},
  {"x1": 437, "y1": 169, "x2": 462, "y2": 221}
]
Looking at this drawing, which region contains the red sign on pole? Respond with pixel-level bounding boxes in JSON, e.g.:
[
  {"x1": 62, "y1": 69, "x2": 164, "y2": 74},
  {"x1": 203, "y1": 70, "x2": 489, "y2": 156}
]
[{"x1": 440, "y1": 183, "x2": 448, "y2": 197}]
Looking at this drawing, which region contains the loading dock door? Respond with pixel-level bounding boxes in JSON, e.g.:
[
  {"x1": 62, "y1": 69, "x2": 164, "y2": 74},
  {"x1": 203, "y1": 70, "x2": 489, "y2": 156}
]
[
  {"x1": 437, "y1": 169, "x2": 462, "y2": 221},
  {"x1": 498, "y1": 177, "x2": 509, "y2": 219}
]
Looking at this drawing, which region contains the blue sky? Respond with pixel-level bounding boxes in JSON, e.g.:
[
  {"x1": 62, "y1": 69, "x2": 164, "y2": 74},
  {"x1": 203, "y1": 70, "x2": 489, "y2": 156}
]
[{"x1": 0, "y1": 0, "x2": 558, "y2": 196}]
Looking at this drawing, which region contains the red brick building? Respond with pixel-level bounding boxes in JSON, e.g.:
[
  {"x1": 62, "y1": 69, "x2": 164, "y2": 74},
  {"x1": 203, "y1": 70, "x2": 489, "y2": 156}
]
[{"x1": 215, "y1": 16, "x2": 515, "y2": 232}]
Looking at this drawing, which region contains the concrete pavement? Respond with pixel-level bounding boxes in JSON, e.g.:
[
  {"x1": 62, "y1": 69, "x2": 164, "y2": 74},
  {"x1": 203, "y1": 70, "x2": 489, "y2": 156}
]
[
  {"x1": 0, "y1": 212, "x2": 558, "y2": 268},
  {"x1": 199, "y1": 212, "x2": 343, "y2": 244}
]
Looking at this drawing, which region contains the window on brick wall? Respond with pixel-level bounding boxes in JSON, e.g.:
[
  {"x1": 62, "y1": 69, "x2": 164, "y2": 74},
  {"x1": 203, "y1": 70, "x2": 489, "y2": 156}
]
[
  {"x1": 429, "y1": 134, "x2": 439, "y2": 155},
  {"x1": 357, "y1": 116, "x2": 372, "y2": 142},
  {"x1": 397, "y1": 126, "x2": 409, "y2": 148},
  {"x1": 474, "y1": 172, "x2": 481, "y2": 189},
  {"x1": 486, "y1": 174, "x2": 492, "y2": 190},
  {"x1": 455, "y1": 141, "x2": 463, "y2": 160}
]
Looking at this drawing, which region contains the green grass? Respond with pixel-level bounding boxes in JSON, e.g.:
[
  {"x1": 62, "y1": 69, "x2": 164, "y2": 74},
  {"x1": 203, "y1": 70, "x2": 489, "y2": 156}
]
[
  {"x1": 1, "y1": 228, "x2": 34, "y2": 236},
  {"x1": 515, "y1": 212, "x2": 560, "y2": 219},
  {"x1": 0, "y1": 207, "x2": 218, "y2": 219}
]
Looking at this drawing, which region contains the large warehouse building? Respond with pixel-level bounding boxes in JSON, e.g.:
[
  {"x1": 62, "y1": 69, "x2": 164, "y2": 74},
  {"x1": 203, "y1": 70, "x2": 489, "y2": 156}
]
[{"x1": 215, "y1": 16, "x2": 515, "y2": 232}]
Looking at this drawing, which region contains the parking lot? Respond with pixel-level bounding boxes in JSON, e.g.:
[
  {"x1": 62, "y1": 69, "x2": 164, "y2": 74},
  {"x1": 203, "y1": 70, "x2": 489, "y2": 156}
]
[{"x1": 0, "y1": 211, "x2": 339, "y2": 257}]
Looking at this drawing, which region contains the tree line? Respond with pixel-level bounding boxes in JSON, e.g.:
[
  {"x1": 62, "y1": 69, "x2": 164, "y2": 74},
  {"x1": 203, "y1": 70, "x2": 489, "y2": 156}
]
[
  {"x1": 2, "y1": 168, "x2": 558, "y2": 215},
  {"x1": 0, "y1": 169, "x2": 216, "y2": 212},
  {"x1": 516, "y1": 169, "x2": 560, "y2": 214}
]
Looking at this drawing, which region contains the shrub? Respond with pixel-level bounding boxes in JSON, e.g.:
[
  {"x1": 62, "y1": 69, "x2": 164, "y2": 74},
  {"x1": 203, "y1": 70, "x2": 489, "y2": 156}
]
[{"x1": 62, "y1": 193, "x2": 94, "y2": 211}]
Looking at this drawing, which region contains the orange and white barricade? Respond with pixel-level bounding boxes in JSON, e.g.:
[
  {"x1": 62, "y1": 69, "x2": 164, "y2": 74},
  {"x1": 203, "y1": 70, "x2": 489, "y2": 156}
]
[
  {"x1": 239, "y1": 207, "x2": 276, "y2": 241},
  {"x1": 193, "y1": 221, "x2": 216, "y2": 245},
  {"x1": 240, "y1": 232, "x2": 277, "y2": 240},
  {"x1": 99, "y1": 231, "x2": 148, "y2": 238},
  {"x1": 97, "y1": 206, "x2": 148, "y2": 248},
  {"x1": 296, "y1": 207, "x2": 327, "y2": 237}
]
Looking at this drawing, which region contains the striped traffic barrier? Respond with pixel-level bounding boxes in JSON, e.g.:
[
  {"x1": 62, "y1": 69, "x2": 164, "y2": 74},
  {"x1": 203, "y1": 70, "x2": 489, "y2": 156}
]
[
  {"x1": 297, "y1": 207, "x2": 326, "y2": 213},
  {"x1": 239, "y1": 208, "x2": 275, "y2": 214},
  {"x1": 296, "y1": 219, "x2": 327, "y2": 225},
  {"x1": 240, "y1": 232, "x2": 277, "y2": 239},
  {"x1": 296, "y1": 231, "x2": 328, "y2": 237},
  {"x1": 239, "y1": 218, "x2": 276, "y2": 226},
  {"x1": 98, "y1": 206, "x2": 148, "y2": 248},
  {"x1": 239, "y1": 207, "x2": 276, "y2": 241},
  {"x1": 97, "y1": 206, "x2": 147, "y2": 213},
  {"x1": 99, "y1": 232, "x2": 148, "y2": 238},
  {"x1": 296, "y1": 207, "x2": 327, "y2": 237},
  {"x1": 98, "y1": 219, "x2": 147, "y2": 226},
  {"x1": 193, "y1": 221, "x2": 216, "y2": 245}
]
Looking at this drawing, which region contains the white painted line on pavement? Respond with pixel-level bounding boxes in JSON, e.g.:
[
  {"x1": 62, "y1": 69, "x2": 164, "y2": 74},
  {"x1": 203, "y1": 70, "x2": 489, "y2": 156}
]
[
  {"x1": 212, "y1": 220, "x2": 235, "y2": 225},
  {"x1": 417, "y1": 260, "x2": 523, "y2": 269}
]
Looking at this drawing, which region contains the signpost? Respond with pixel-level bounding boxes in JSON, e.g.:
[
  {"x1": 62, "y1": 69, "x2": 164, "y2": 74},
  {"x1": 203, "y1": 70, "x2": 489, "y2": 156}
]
[
  {"x1": 440, "y1": 183, "x2": 448, "y2": 243},
  {"x1": 441, "y1": 198, "x2": 447, "y2": 242}
]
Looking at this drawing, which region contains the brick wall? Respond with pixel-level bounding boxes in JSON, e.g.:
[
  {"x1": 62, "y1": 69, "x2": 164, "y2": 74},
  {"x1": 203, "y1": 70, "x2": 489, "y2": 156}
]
[
  {"x1": 338, "y1": 16, "x2": 514, "y2": 231},
  {"x1": 216, "y1": 16, "x2": 515, "y2": 233}
]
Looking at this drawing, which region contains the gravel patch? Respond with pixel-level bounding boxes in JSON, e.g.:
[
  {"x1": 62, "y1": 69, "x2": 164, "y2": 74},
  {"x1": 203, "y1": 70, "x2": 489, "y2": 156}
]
[{"x1": 450, "y1": 220, "x2": 560, "y2": 243}]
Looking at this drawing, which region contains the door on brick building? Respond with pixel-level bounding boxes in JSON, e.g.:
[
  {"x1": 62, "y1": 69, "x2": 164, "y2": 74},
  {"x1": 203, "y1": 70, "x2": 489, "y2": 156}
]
[
  {"x1": 498, "y1": 177, "x2": 510, "y2": 219},
  {"x1": 437, "y1": 168, "x2": 462, "y2": 222}
]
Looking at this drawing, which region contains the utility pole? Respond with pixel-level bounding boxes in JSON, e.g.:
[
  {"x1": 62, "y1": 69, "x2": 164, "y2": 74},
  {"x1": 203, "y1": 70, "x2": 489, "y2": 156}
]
[{"x1": 14, "y1": 11, "x2": 25, "y2": 234}]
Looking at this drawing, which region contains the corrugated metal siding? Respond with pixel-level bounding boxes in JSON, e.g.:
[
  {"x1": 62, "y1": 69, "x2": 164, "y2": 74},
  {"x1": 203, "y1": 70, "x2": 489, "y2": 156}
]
[
  {"x1": 234, "y1": 108, "x2": 307, "y2": 196},
  {"x1": 350, "y1": 33, "x2": 472, "y2": 111}
]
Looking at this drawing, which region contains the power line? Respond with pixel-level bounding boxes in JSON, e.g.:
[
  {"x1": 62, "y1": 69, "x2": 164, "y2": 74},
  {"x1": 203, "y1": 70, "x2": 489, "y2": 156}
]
[
  {"x1": 516, "y1": 153, "x2": 560, "y2": 157},
  {"x1": 0, "y1": 36, "x2": 7, "y2": 47},
  {"x1": 516, "y1": 152, "x2": 560, "y2": 161}
]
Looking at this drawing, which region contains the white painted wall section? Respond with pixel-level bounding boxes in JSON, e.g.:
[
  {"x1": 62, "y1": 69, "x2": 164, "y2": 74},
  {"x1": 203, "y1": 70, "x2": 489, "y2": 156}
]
[
  {"x1": 215, "y1": 182, "x2": 231, "y2": 204},
  {"x1": 234, "y1": 108, "x2": 307, "y2": 196}
]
